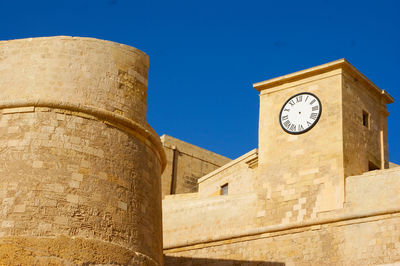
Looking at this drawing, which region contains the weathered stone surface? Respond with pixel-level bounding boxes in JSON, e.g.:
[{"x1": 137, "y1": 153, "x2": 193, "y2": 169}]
[
  {"x1": 0, "y1": 236, "x2": 157, "y2": 265},
  {"x1": 164, "y1": 213, "x2": 400, "y2": 265},
  {"x1": 0, "y1": 36, "x2": 165, "y2": 265},
  {"x1": 161, "y1": 135, "x2": 231, "y2": 199}
]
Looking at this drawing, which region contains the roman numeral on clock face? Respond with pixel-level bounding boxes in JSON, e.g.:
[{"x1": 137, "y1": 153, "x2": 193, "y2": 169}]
[
  {"x1": 310, "y1": 113, "x2": 318, "y2": 120},
  {"x1": 312, "y1": 106, "x2": 319, "y2": 111},
  {"x1": 283, "y1": 120, "x2": 291, "y2": 128},
  {"x1": 298, "y1": 124, "x2": 304, "y2": 131},
  {"x1": 296, "y1": 95, "x2": 302, "y2": 102}
]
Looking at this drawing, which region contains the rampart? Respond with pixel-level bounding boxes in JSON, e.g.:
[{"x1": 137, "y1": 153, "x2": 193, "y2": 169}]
[
  {"x1": 161, "y1": 134, "x2": 231, "y2": 198},
  {"x1": 163, "y1": 165, "x2": 400, "y2": 265},
  {"x1": 0, "y1": 36, "x2": 165, "y2": 265}
]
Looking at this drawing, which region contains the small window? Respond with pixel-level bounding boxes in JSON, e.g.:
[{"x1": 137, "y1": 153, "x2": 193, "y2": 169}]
[
  {"x1": 362, "y1": 110, "x2": 369, "y2": 128},
  {"x1": 368, "y1": 161, "x2": 380, "y2": 171},
  {"x1": 221, "y1": 183, "x2": 228, "y2": 195}
]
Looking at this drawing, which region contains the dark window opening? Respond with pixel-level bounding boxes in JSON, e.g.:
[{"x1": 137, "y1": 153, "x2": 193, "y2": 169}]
[
  {"x1": 363, "y1": 110, "x2": 370, "y2": 128},
  {"x1": 368, "y1": 161, "x2": 380, "y2": 171},
  {"x1": 221, "y1": 183, "x2": 228, "y2": 195}
]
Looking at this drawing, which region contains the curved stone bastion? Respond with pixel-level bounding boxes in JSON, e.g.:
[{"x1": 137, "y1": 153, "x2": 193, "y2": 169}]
[{"x1": 0, "y1": 36, "x2": 166, "y2": 265}]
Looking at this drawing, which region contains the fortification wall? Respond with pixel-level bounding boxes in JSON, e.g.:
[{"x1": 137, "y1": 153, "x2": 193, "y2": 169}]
[
  {"x1": 162, "y1": 149, "x2": 259, "y2": 247},
  {"x1": 0, "y1": 36, "x2": 165, "y2": 265},
  {"x1": 161, "y1": 135, "x2": 231, "y2": 198},
  {"x1": 344, "y1": 167, "x2": 400, "y2": 213},
  {"x1": 163, "y1": 193, "x2": 259, "y2": 246},
  {"x1": 163, "y1": 168, "x2": 400, "y2": 265},
  {"x1": 197, "y1": 149, "x2": 257, "y2": 197},
  {"x1": 165, "y1": 213, "x2": 400, "y2": 265},
  {"x1": 342, "y1": 71, "x2": 390, "y2": 175}
]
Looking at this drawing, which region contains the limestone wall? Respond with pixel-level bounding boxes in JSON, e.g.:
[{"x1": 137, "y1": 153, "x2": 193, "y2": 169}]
[
  {"x1": 162, "y1": 149, "x2": 259, "y2": 247},
  {"x1": 342, "y1": 70, "x2": 391, "y2": 175},
  {"x1": 0, "y1": 36, "x2": 165, "y2": 265},
  {"x1": 165, "y1": 213, "x2": 400, "y2": 265},
  {"x1": 344, "y1": 168, "x2": 400, "y2": 213},
  {"x1": 161, "y1": 135, "x2": 231, "y2": 198},
  {"x1": 163, "y1": 193, "x2": 259, "y2": 248},
  {"x1": 197, "y1": 149, "x2": 258, "y2": 197},
  {"x1": 163, "y1": 167, "x2": 400, "y2": 265},
  {"x1": 0, "y1": 36, "x2": 149, "y2": 125}
]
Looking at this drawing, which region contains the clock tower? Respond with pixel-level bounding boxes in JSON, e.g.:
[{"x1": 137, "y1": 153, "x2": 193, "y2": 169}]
[{"x1": 253, "y1": 59, "x2": 393, "y2": 225}]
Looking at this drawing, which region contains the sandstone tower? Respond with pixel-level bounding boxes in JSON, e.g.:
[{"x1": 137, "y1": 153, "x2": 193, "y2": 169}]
[
  {"x1": 254, "y1": 59, "x2": 393, "y2": 224},
  {"x1": 0, "y1": 36, "x2": 166, "y2": 265}
]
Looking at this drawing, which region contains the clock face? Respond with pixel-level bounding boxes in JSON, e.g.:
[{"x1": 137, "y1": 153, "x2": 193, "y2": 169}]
[{"x1": 279, "y1": 92, "x2": 322, "y2": 134}]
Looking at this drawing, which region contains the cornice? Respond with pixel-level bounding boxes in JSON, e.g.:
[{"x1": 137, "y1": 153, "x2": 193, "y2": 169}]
[
  {"x1": 0, "y1": 99, "x2": 166, "y2": 172},
  {"x1": 253, "y1": 59, "x2": 394, "y2": 104}
]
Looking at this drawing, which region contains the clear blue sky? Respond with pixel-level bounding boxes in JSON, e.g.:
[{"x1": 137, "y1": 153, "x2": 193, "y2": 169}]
[{"x1": 0, "y1": 0, "x2": 399, "y2": 162}]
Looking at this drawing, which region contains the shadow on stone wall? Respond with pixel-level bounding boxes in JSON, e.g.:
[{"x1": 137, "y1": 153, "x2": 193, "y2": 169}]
[{"x1": 164, "y1": 255, "x2": 285, "y2": 266}]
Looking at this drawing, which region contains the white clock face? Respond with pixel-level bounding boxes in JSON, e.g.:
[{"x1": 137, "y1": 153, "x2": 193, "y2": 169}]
[{"x1": 279, "y1": 92, "x2": 322, "y2": 134}]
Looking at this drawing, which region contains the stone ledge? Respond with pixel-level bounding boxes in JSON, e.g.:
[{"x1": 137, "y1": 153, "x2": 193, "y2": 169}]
[
  {"x1": 253, "y1": 58, "x2": 394, "y2": 104},
  {"x1": 198, "y1": 149, "x2": 258, "y2": 183},
  {"x1": 0, "y1": 99, "x2": 166, "y2": 171}
]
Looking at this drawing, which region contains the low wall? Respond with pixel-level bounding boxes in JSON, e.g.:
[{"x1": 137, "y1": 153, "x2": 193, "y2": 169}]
[
  {"x1": 345, "y1": 167, "x2": 400, "y2": 212},
  {"x1": 163, "y1": 167, "x2": 400, "y2": 265},
  {"x1": 163, "y1": 193, "x2": 259, "y2": 247},
  {"x1": 165, "y1": 213, "x2": 400, "y2": 265}
]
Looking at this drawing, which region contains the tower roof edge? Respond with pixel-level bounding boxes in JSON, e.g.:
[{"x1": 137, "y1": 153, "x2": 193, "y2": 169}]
[{"x1": 253, "y1": 59, "x2": 393, "y2": 104}]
